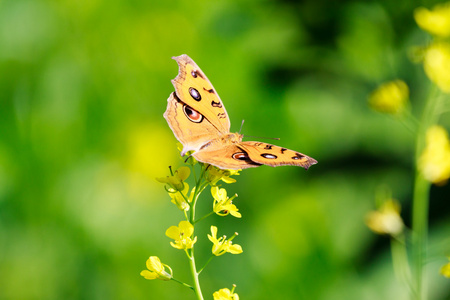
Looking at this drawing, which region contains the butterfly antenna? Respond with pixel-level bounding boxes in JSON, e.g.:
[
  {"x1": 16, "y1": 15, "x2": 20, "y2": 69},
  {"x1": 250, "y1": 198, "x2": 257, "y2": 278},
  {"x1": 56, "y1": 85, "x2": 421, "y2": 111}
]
[
  {"x1": 239, "y1": 119, "x2": 245, "y2": 134},
  {"x1": 243, "y1": 135, "x2": 280, "y2": 140},
  {"x1": 240, "y1": 120, "x2": 280, "y2": 140},
  {"x1": 184, "y1": 154, "x2": 194, "y2": 163}
]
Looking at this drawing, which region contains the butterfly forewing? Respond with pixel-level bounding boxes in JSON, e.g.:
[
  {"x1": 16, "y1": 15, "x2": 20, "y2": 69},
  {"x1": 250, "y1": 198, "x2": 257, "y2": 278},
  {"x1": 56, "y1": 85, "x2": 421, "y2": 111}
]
[
  {"x1": 171, "y1": 55, "x2": 231, "y2": 134},
  {"x1": 164, "y1": 93, "x2": 224, "y2": 155}
]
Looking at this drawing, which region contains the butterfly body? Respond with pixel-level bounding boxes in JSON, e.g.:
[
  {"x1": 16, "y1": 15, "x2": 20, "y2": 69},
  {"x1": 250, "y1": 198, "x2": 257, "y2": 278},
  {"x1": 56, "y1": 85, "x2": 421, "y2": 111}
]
[{"x1": 164, "y1": 54, "x2": 317, "y2": 170}]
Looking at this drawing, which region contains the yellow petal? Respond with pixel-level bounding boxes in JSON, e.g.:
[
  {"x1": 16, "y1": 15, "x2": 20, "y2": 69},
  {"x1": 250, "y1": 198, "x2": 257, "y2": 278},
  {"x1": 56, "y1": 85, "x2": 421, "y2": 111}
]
[
  {"x1": 423, "y1": 42, "x2": 450, "y2": 93},
  {"x1": 414, "y1": 4, "x2": 450, "y2": 37},
  {"x1": 170, "y1": 241, "x2": 184, "y2": 250},
  {"x1": 217, "y1": 188, "x2": 227, "y2": 201},
  {"x1": 165, "y1": 225, "x2": 181, "y2": 240},
  {"x1": 441, "y1": 262, "x2": 450, "y2": 278},
  {"x1": 147, "y1": 256, "x2": 164, "y2": 273},
  {"x1": 211, "y1": 186, "x2": 219, "y2": 198},
  {"x1": 419, "y1": 125, "x2": 450, "y2": 184},
  {"x1": 176, "y1": 166, "x2": 190, "y2": 181},
  {"x1": 368, "y1": 80, "x2": 409, "y2": 114},
  {"x1": 156, "y1": 176, "x2": 169, "y2": 183},
  {"x1": 178, "y1": 221, "x2": 194, "y2": 236},
  {"x1": 230, "y1": 209, "x2": 242, "y2": 218},
  {"x1": 210, "y1": 226, "x2": 218, "y2": 239},
  {"x1": 140, "y1": 270, "x2": 158, "y2": 280},
  {"x1": 215, "y1": 288, "x2": 232, "y2": 300},
  {"x1": 228, "y1": 244, "x2": 243, "y2": 254}
]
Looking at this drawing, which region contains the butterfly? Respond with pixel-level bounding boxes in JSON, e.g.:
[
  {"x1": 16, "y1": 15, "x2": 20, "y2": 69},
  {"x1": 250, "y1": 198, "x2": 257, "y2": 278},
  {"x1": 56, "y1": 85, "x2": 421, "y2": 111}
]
[{"x1": 164, "y1": 54, "x2": 317, "y2": 170}]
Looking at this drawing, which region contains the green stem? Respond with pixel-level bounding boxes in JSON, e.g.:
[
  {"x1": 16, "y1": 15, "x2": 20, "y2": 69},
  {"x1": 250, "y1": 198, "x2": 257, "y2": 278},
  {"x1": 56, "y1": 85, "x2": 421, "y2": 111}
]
[
  {"x1": 188, "y1": 248, "x2": 204, "y2": 300},
  {"x1": 171, "y1": 277, "x2": 194, "y2": 290},
  {"x1": 398, "y1": 108, "x2": 419, "y2": 134},
  {"x1": 411, "y1": 86, "x2": 440, "y2": 300},
  {"x1": 198, "y1": 255, "x2": 215, "y2": 275},
  {"x1": 194, "y1": 211, "x2": 215, "y2": 225},
  {"x1": 188, "y1": 170, "x2": 206, "y2": 300},
  {"x1": 412, "y1": 174, "x2": 430, "y2": 300},
  {"x1": 191, "y1": 160, "x2": 198, "y2": 184},
  {"x1": 391, "y1": 235, "x2": 413, "y2": 295}
]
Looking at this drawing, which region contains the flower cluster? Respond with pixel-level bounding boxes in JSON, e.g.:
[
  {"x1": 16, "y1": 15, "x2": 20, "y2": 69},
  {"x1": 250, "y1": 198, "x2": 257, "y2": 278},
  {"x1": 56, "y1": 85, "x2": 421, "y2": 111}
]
[
  {"x1": 414, "y1": 2, "x2": 450, "y2": 92},
  {"x1": 142, "y1": 156, "x2": 242, "y2": 299},
  {"x1": 366, "y1": 3, "x2": 450, "y2": 290}
]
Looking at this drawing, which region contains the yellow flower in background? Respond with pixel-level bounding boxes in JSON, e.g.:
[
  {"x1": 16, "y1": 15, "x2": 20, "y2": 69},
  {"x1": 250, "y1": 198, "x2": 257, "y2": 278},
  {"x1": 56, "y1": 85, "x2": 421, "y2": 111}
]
[
  {"x1": 366, "y1": 199, "x2": 404, "y2": 236},
  {"x1": 423, "y1": 42, "x2": 450, "y2": 93},
  {"x1": 169, "y1": 183, "x2": 194, "y2": 211},
  {"x1": 208, "y1": 226, "x2": 243, "y2": 256},
  {"x1": 368, "y1": 80, "x2": 409, "y2": 114},
  {"x1": 166, "y1": 221, "x2": 197, "y2": 250},
  {"x1": 419, "y1": 125, "x2": 450, "y2": 184},
  {"x1": 211, "y1": 186, "x2": 241, "y2": 218},
  {"x1": 140, "y1": 256, "x2": 173, "y2": 281},
  {"x1": 415, "y1": 3, "x2": 450, "y2": 37},
  {"x1": 206, "y1": 166, "x2": 240, "y2": 185},
  {"x1": 156, "y1": 166, "x2": 190, "y2": 191},
  {"x1": 441, "y1": 259, "x2": 450, "y2": 278},
  {"x1": 213, "y1": 286, "x2": 239, "y2": 300}
]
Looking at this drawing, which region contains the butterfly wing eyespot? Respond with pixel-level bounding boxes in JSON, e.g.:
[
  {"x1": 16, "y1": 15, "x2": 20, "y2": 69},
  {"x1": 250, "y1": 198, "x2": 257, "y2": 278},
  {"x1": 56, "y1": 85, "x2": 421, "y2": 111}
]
[
  {"x1": 261, "y1": 153, "x2": 277, "y2": 159},
  {"x1": 183, "y1": 104, "x2": 204, "y2": 123},
  {"x1": 232, "y1": 152, "x2": 249, "y2": 161},
  {"x1": 189, "y1": 87, "x2": 201, "y2": 101}
]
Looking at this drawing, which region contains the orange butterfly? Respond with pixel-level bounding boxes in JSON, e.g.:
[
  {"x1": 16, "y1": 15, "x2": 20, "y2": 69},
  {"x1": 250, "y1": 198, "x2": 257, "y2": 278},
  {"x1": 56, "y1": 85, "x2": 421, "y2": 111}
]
[{"x1": 164, "y1": 55, "x2": 317, "y2": 170}]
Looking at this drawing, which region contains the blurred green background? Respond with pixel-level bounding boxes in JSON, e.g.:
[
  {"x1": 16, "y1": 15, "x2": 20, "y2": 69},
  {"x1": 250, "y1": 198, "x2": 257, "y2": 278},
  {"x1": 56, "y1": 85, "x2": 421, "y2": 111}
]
[{"x1": 1, "y1": 0, "x2": 449, "y2": 299}]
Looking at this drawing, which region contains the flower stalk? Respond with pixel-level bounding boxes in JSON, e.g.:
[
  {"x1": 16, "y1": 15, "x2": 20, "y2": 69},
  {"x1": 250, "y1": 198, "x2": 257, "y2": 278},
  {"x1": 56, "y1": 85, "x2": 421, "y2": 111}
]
[
  {"x1": 143, "y1": 156, "x2": 242, "y2": 300},
  {"x1": 367, "y1": 4, "x2": 450, "y2": 296}
]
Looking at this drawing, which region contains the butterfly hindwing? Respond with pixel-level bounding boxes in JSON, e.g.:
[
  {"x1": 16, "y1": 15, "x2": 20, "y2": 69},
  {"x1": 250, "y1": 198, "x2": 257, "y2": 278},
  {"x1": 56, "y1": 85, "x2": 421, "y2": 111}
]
[
  {"x1": 193, "y1": 143, "x2": 262, "y2": 170},
  {"x1": 238, "y1": 142, "x2": 317, "y2": 169}
]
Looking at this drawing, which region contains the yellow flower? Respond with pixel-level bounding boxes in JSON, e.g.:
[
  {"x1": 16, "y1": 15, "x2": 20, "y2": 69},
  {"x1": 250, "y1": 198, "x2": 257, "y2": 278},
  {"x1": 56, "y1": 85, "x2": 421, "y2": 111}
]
[
  {"x1": 211, "y1": 186, "x2": 241, "y2": 218},
  {"x1": 441, "y1": 260, "x2": 450, "y2": 278},
  {"x1": 213, "y1": 286, "x2": 239, "y2": 300},
  {"x1": 166, "y1": 221, "x2": 197, "y2": 250},
  {"x1": 419, "y1": 125, "x2": 450, "y2": 184},
  {"x1": 423, "y1": 42, "x2": 450, "y2": 93},
  {"x1": 169, "y1": 183, "x2": 195, "y2": 211},
  {"x1": 206, "y1": 166, "x2": 240, "y2": 185},
  {"x1": 368, "y1": 80, "x2": 409, "y2": 114},
  {"x1": 366, "y1": 199, "x2": 404, "y2": 236},
  {"x1": 140, "y1": 256, "x2": 173, "y2": 281},
  {"x1": 156, "y1": 166, "x2": 190, "y2": 191},
  {"x1": 414, "y1": 3, "x2": 450, "y2": 37},
  {"x1": 208, "y1": 226, "x2": 243, "y2": 256}
]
